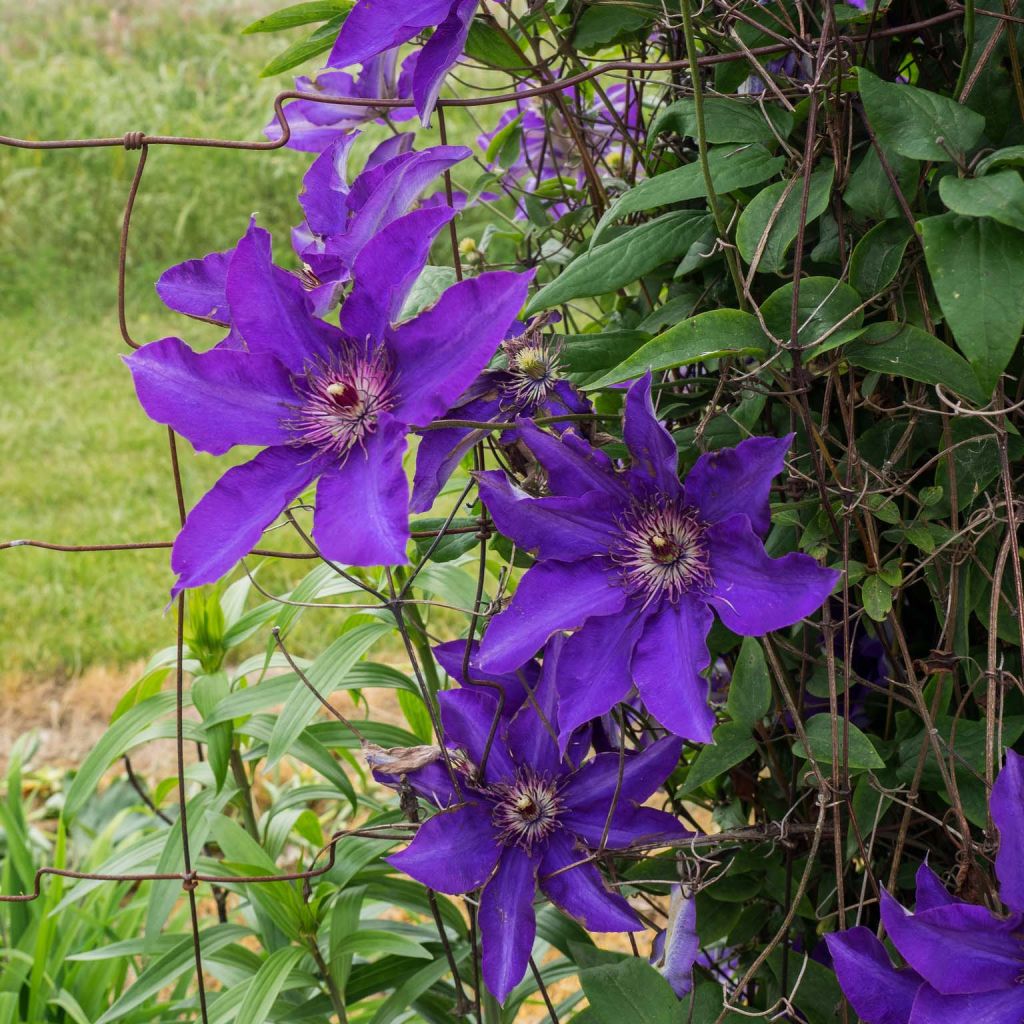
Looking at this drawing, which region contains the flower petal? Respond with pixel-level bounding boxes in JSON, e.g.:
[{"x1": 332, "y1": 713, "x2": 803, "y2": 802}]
[
  {"x1": 388, "y1": 270, "x2": 533, "y2": 424},
  {"x1": 538, "y1": 832, "x2": 641, "y2": 932},
  {"x1": 479, "y1": 559, "x2": 626, "y2": 673},
  {"x1": 991, "y1": 748, "x2": 1024, "y2": 912},
  {"x1": 566, "y1": 805, "x2": 686, "y2": 849},
  {"x1": 388, "y1": 801, "x2": 502, "y2": 894},
  {"x1": 659, "y1": 889, "x2": 699, "y2": 998},
  {"x1": 439, "y1": 688, "x2": 516, "y2": 783},
  {"x1": 432, "y1": 638, "x2": 534, "y2": 710},
  {"x1": 374, "y1": 760, "x2": 460, "y2": 809},
  {"x1": 683, "y1": 434, "x2": 793, "y2": 536},
  {"x1": 914, "y1": 862, "x2": 957, "y2": 912},
  {"x1": 476, "y1": 471, "x2": 619, "y2": 561},
  {"x1": 156, "y1": 247, "x2": 233, "y2": 323},
  {"x1": 880, "y1": 889, "x2": 1023, "y2": 995},
  {"x1": 298, "y1": 135, "x2": 357, "y2": 236},
  {"x1": 825, "y1": 927, "x2": 921, "y2": 1024},
  {"x1": 326, "y1": 0, "x2": 452, "y2": 70},
  {"x1": 340, "y1": 205, "x2": 457, "y2": 341},
  {"x1": 705, "y1": 514, "x2": 839, "y2": 635},
  {"x1": 505, "y1": 635, "x2": 564, "y2": 775},
  {"x1": 124, "y1": 337, "x2": 295, "y2": 456},
  {"x1": 632, "y1": 597, "x2": 715, "y2": 742},
  {"x1": 479, "y1": 846, "x2": 538, "y2": 1004},
  {"x1": 517, "y1": 421, "x2": 629, "y2": 502},
  {"x1": 170, "y1": 446, "x2": 321, "y2": 596},
  {"x1": 311, "y1": 415, "x2": 410, "y2": 567},
  {"x1": 226, "y1": 221, "x2": 343, "y2": 373},
  {"x1": 412, "y1": 0, "x2": 477, "y2": 123},
  {"x1": 623, "y1": 372, "x2": 681, "y2": 494},
  {"x1": 908, "y1": 984, "x2": 1024, "y2": 1024},
  {"x1": 554, "y1": 610, "x2": 646, "y2": 750}
]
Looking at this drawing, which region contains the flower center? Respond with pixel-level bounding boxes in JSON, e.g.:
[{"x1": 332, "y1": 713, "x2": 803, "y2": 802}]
[
  {"x1": 614, "y1": 499, "x2": 712, "y2": 606},
  {"x1": 492, "y1": 771, "x2": 562, "y2": 851},
  {"x1": 501, "y1": 339, "x2": 562, "y2": 407},
  {"x1": 288, "y1": 345, "x2": 396, "y2": 461}
]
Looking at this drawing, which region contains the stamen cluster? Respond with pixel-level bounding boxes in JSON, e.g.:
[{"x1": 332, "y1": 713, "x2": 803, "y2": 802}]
[{"x1": 491, "y1": 769, "x2": 563, "y2": 851}]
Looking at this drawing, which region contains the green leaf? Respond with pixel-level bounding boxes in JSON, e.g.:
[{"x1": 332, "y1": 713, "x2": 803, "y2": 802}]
[
  {"x1": 727, "y1": 637, "x2": 772, "y2": 727},
  {"x1": 557, "y1": 330, "x2": 652, "y2": 379},
  {"x1": 524, "y1": 211, "x2": 713, "y2": 314},
  {"x1": 844, "y1": 321, "x2": 987, "y2": 404},
  {"x1": 579, "y1": 958, "x2": 681, "y2": 1024},
  {"x1": 399, "y1": 266, "x2": 459, "y2": 322},
  {"x1": 260, "y1": 14, "x2": 345, "y2": 77},
  {"x1": 650, "y1": 96, "x2": 794, "y2": 145},
  {"x1": 585, "y1": 309, "x2": 768, "y2": 389},
  {"x1": 939, "y1": 170, "x2": 1024, "y2": 232},
  {"x1": 367, "y1": 949, "x2": 468, "y2": 1024},
  {"x1": 235, "y1": 947, "x2": 306, "y2": 1024},
  {"x1": 844, "y1": 145, "x2": 919, "y2": 222},
  {"x1": 861, "y1": 574, "x2": 894, "y2": 622},
  {"x1": 192, "y1": 671, "x2": 232, "y2": 790},
  {"x1": 919, "y1": 212, "x2": 1024, "y2": 392},
  {"x1": 484, "y1": 112, "x2": 524, "y2": 168},
  {"x1": 761, "y1": 276, "x2": 863, "y2": 351},
  {"x1": 329, "y1": 886, "x2": 365, "y2": 994},
  {"x1": 849, "y1": 220, "x2": 914, "y2": 297},
  {"x1": 573, "y1": 2, "x2": 657, "y2": 51},
  {"x1": 332, "y1": 930, "x2": 433, "y2": 960},
  {"x1": 64, "y1": 692, "x2": 178, "y2": 818},
  {"x1": 243, "y1": 1, "x2": 348, "y2": 33},
  {"x1": 464, "y1": 18, "x2": 531, "y2": 69},
  {"x1": 975, "y1": 145, "x2": 1024, "y2": 176},
  {"x1": 593, "y1": 144, "x2": 785, "y2": 244},
  {"x1": 792, "y1": 714, "x2": 885, "y2": 770},
  {"x1": 858, "y1": 67, "x2": 985, "y2": 161},
  {"x1": 736, "y1": 166, "x2": 834, "y2": 274},
  {"x1": 682, "y1": 722, "x2": 757, "y2": 794}
]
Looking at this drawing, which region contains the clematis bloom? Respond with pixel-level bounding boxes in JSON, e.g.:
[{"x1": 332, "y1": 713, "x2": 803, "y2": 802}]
[
  {"x1": 126, "y1": 210, "x2": 531, "y2": 595},
  {"x1": 826, "y1": 748, "x2": 1024, "y2": 1023},
  {"x1": 475, "y1": 372, "x2": 839, "y2": 746},
  {"x1": 375, "y1": 636, "x2": 686, "y2": 1002}
]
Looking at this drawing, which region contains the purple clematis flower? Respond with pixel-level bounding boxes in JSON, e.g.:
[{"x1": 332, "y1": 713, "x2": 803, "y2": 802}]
[
  {"x1": 376, "y1": 636, "x2": 686, "y2": 1003},
  {"x1": 474, "y1": 372, "x2": 839, "y2": 746},
  {"x1": 126, "y1": 209, "x2": 531, "y2": 596},
  {"x1": 325, "y1": 0, "x2": 481, "y2": 124},
  {"x1": 266, "y1": 49, "x2": 417, "y2": 152},
  {"x1": 826, "y1": 749, "x2": 1024, "y2": 1023},
  {"x1": 650, "y1": 886, "x2": 700, "y2": 997},
  {"x1": 411, "y1": 320, "x2": 593, "y2": 511}
]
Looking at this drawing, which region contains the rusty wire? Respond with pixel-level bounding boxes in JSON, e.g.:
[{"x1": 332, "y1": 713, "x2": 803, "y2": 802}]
[{"x1": 1, "y1": 5, "x2": 1018, "y2": 1023}]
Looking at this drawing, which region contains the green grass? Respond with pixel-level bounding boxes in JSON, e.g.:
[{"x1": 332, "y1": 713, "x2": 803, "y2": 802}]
[{"x1": 0, "y1": 0, "x2": 492, "y2": 675}]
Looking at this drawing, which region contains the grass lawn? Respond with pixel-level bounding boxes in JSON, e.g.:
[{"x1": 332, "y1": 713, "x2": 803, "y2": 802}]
[{"x1": 0, "y1": 0, "x2": 495, "y2": 677}]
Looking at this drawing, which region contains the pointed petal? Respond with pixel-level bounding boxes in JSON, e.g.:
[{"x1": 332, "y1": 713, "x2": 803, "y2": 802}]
[
  {"x1": 565, "y1": 805, "x2": 687, "y2": 849},
  {"x1": 825, "y1": 927, "x2": 921, "y2": 1024},
  {"x1": 659, "y1": 890, "x2": 699, "y2": 998},
  {"x1": 388, "y1": 802, "x2": 502, "y2": 894},
  {"x1": 705, "y1": 514, "x2": 839, "y2": 635},
  {"x1": 623, "y1": 372, "x2": 681, "y2": 493},
  {"x1": 554, "y1": 611, "x2": 645, "y2": 749},
  {"x1": 340, "y1": 205, "x2": 456, "y2": 340},
  {"x1": 171, "y1": 447, "x2": 321, "y2": 596},
  {"x1": 156, "y1": 247, "x2": 232, "y2": 323},
  {"x1": 479, "y1": 847, "x2": 538, "y2": 1004},
  {"x1": 476, "y1": 471, "x2": 619, "y2": 560},
  {"x1": 226, "y1": 221, "x2": 343, "y2": 373},
  {"x1": 412, "y1": 0, "x2": 477, "y2": 123},
  {"x1": 515, "y1": 420, "x2": 630, "y2": 502},
  {"x1": 298, "y1": 135, "x2": 357, "y2": 235},
  {"x1": 326, "y1": 0, "x2": 452, "y2": 69},
  {"x1": 880, "y1": 890, "x2": 1023, "y2": 994},
  {"x1": 914, "y1": 862, "x2": 957, "y2": 912},
  {"x1": 991, "y1": 749, "x2": 1024, "y2": 912},
  {"x1": 373, "y1": 759, "x2": 459, "y2": 809},
  {"x1": 909, "y1": 984, "x2": 1024, "y2": 1024},
  {"x1": 432, "y1": 638, "x2": 534, "y2": 710},
  {"x1": 388, "y1": 270, "x2": 533, "y2": 424},
  {"x1": 538, "y1": 832, "x2": 640, "y2": 932},
  {"x1": 311, "y1": 415, "x2": 410, "y2": 567},
  {"x1": 684, "y1": 434, "x2": 792, "y2": 537},
  {"x1": 632, "y1": 598, "x2": 715, "y2": 742},
  {"x1": 505, "y1": 635, "x2": 564, "y2": 775},
  {"x1": 439, "y1": 688, "x2": 516, "y2": 783},
  {"x1": 479, "y1": 559, "x2": 626, "y2": 674},
  {"x1": 124, "y1": 337, "x2": 294, "y2": 456}
]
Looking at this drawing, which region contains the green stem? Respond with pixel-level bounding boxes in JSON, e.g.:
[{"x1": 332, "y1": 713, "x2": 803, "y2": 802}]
[
  {"x1": 229, "y1": 749, "x2": 260, "y2": 839},
  {"x1": 679, "y1": 0, "x2": 747, "y2": 310},
  {"x1": 310, "y1": 940, "x2": 349, "y2": 1024},
  {"x1": 954, "y1": 0, "x2": 975, "y2": 98}
]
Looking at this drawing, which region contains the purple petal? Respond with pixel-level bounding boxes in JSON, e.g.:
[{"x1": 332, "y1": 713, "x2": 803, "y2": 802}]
[
  {"x1": 705, "y1": 514, "x2": 839, "y2": 634},
  {"x1": 632, "y1": 598, "x2": 715, "y2": 742},
  {"x1": 479, "y1": 559, "x2": 626, "y2": 674},
  {"x1": 554, "y1": 610, "x2": 645, "y2": 749},
  {"x1": 388, "y1": 801, "x2": 502, "y2": 894},
  {"x1": 517, "y1": 420, "x2": 629, "y2": 502},
  {"x1": 538, "y1": 832, "x2": 641, "y2": 932},
  {"x1": 567, "y1": 805, "x2": 687, "y2": 849},
  {"x1": 311, "y1": 415, "x2": 410, "y2": 567},
  {"x1": 914, "y1": 862, "x2": 957, "y2": 912},
  {"x1": 684, "y1": 434, "x2": 793, "y2": 536},
  {"x1": 170, "y1": 446, "x2": 321, "y2": 596},
  {"x1": 475, "y1": 472, "x2": 619, "y2": 561},
  {"x1": 374, "y1": 760, "x2": 459, "y2": 808},
  {"x1": 660, "y1": 890, "x2": 699, "y2": 998},
  {"x1": 439, "y1": 688, "x2": 516, "y2": 783},
  {"x1": 226, "y1": 221, "x2": 343, "y2": 373},
  {"x1": 623, "y1": 372, "x2": 681, "y2": 494},
  {"x1": 326, "y1": 0, "x2": 452, "y2": 70},
  {"x1": 299, "y1": 135, "x2": 357, "y2": 236},
  {"x1": 433, "y1": 638, "x2": 534, "y2": 710},
  {"x1": 156, "y1": 247, "x2": 232, "y2": 323},
  {"x1": 505, "y1": 636, "x2": 564, "y2": 775},
  {"x1": 365, "y1": 131, "x2": 417, "y2": 170},
  {"x1": 479, "y1": 846, "x2": 538, "y2": 1003},
  {"x1": 824, "y1": 927, "x2": 920, "y2": 1024},
  {"x1": 389, "y1": 270, "x2": 533, "y2": 424},
  {"x1": 412, "y1": 0, "x2": 477, "y2": 124},
  {"x1": 124, "y1": 337, "x2": 294, "y2": 456},
  {"x1": 908, "y1": 984, "x2": 1024, "y2": 1024},
  {"x1": 991, "y1": 749, "x2": 1024, "y2": 913},
  {"x1": 340, "y1": 206, "x2": 456, "y2": 340},
  {"x1": 880, "y1": 889, "x2": 1023, "y2": 995}
]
